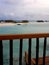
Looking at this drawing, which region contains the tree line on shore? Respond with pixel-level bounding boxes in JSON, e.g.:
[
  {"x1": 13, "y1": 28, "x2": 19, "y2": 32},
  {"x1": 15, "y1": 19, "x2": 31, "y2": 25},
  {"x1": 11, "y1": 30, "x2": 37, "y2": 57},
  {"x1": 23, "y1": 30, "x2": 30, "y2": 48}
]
[
  {"x1": 0, "y1": 20, "x2": 29, "y2": 23},
  {"x1": 0, "y1": 20, "x2": 48, "y2": 23}
]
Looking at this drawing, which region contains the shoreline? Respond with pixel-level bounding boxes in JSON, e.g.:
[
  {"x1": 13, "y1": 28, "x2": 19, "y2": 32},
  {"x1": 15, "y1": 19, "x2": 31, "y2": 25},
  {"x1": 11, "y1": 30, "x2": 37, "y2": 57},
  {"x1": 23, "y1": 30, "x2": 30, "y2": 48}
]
[
  {"x1": 0, "y1": 22, "x2": 29, "y2": 27},
  {"x1": 0, "y1": 23, "x2": 16, "y2": 27},
  {"x1": 0, "y1": 22, "x2": 49, "y2": 27}
]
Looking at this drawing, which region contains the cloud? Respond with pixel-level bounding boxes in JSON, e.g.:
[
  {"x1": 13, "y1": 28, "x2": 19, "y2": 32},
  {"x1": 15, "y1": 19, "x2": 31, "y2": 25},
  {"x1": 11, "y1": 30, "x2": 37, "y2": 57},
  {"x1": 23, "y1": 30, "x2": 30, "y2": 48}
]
[
  {"x1": 0, "y1": 0, "x2": 18, "y2": 4},
  {"x1": 0, "y1": 0, "x2": 49, "y2": 20}
]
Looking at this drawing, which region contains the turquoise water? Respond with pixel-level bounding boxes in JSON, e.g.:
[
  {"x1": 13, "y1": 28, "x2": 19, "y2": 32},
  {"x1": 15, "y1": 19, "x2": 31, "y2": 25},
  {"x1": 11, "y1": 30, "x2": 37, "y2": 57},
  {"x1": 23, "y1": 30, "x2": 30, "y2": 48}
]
[{"x1": 0, "y1": 22, "x2": 49, "y2": 65}]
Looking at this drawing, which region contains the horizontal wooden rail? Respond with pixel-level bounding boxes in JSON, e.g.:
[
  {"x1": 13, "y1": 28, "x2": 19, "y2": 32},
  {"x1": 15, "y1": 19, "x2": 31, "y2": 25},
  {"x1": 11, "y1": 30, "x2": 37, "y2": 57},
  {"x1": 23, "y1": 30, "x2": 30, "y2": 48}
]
[{"x1": 0, "y1": 33, "x2": 49, "y2": 40}]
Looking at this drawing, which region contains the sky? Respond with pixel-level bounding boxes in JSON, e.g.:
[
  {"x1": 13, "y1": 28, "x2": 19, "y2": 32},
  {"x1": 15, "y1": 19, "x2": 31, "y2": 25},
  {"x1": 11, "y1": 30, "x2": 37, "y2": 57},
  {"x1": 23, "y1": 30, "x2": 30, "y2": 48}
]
[{"x1": 0, "y1": 0, "x2": 49, "y2": 20}]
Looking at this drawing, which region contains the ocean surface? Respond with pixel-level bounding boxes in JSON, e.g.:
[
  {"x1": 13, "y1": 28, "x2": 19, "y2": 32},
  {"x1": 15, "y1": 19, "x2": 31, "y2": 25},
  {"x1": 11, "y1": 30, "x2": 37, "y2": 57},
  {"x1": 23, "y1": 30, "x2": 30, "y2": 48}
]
[{"x1": 0, "y1": 22, "x2": 49, "y2": 65}]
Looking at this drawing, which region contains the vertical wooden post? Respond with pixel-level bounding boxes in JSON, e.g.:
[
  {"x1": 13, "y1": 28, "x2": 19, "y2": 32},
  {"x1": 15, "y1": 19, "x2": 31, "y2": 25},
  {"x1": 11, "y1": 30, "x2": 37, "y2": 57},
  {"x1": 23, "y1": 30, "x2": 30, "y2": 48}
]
[
  {"x1": 28, "y1": 39, "x2": 31, "y2": 65},
  {"x1": 10, "y1": 40, "x2": 13, "y2": 65},
  {"x1": 36, "y1": 38, "x2": 39, "y2": 65},
  {"x1": 19, "y1": 39, "x2": 23, "y2": 65},
  {"x1": 43, "y1": 38, "x2": 47, "y2": 65},
  {"x1": 0, "y1": 40, "x2": 3, "y2": 65}
]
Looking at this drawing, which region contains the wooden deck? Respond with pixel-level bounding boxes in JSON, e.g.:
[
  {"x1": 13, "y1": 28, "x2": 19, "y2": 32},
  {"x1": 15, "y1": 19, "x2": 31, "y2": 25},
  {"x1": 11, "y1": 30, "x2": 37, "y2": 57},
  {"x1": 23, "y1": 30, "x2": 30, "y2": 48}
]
[{"x1": 25, "y1": 52, "x2": 49, "y2": 65}]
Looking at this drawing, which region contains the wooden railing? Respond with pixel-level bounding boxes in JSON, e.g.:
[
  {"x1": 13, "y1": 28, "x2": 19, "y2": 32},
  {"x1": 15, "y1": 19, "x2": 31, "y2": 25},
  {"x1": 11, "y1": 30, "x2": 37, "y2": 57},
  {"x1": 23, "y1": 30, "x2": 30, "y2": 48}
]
[{"x1": 0, "y1": 33, "x2": 49, "y2": 65}]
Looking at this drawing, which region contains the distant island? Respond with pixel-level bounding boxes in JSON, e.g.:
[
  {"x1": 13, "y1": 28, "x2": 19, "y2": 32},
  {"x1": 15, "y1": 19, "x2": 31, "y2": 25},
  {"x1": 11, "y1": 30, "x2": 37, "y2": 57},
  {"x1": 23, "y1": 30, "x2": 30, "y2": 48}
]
[
  {"x1": 0, "y1": 20, "x2": 16, "y2": 23},
  {"x1": 21, "y1": 20, "x2": 29, "y2": 23},
  {"x1": 0, "y1": 20, "x2": 48, "y2": 23},
  {"x1": 36, "y1": 20, "x2": 44, "y2": 22},
  {"x1": 0, "y1": 20, "x2": 29, "y2": 23},
  {"x1": 36, "y1": 20, "x2": 48, "y2": 22}
]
